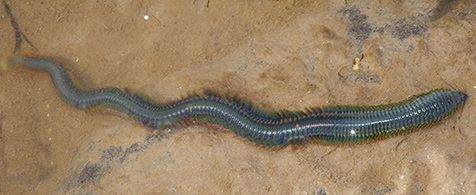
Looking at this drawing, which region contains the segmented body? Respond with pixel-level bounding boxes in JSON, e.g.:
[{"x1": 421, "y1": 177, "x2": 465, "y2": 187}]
[{"x1": 11, "y1": 57, "x2": 467, "y2": 145}]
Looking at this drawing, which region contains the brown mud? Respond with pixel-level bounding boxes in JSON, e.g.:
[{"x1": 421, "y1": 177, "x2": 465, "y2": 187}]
[{"x1": 0, "y1": 0, "x2": 475, "y2": 194}]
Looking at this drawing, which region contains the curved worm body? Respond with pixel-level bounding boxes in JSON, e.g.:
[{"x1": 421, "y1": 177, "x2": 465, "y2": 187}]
[{"x1": 10, "y1": 57, "x2": 467, "y2": 145}]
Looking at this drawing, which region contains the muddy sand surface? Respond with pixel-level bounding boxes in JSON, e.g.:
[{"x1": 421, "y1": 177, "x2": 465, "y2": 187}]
[{"x1": 0, "y1": 0, "x2": 475, "y2": 194}]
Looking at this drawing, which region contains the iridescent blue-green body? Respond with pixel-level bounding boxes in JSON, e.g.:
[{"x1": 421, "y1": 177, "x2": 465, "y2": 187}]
[{"x1": 10, "y1": 57, "x2": 467, "y2": 146}]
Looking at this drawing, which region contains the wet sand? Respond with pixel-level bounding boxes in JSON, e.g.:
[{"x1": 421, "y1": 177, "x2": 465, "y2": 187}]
[{"x1": 1, "y1": 0, "x2": 475, "y2": 194}]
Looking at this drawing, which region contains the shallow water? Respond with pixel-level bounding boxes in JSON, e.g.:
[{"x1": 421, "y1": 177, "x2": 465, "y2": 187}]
[{"x1": 1, "y1": 0, "x2": 475, "y2": 194}]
